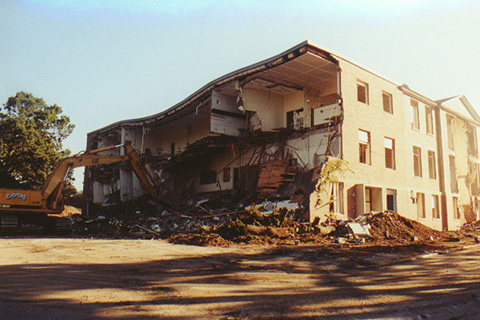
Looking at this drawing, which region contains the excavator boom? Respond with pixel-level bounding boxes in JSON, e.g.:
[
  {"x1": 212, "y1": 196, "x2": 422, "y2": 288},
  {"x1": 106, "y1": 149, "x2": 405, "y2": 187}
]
[{"x1": 0, "y1": 144, "x2": 156, "y2": 234}]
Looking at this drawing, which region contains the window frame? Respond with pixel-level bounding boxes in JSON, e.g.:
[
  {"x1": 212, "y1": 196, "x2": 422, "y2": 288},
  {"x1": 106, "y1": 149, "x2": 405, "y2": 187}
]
[
  {"x1": 427, "y1": 150, "x2": 437, "y2": 180},
  {"x1": 432, "y1": 195, "x2": 440, "y2": 219},
  {"x1": 453, "y1": 197, "x2": 460, "y2": 219},
  {"x1": 417, "y1": 192, "x2": 426, "y2": 218},
  {"x1": 384, "y1": 137, "x2": 395, "y2": 169},
  {"x1": 223, "y1": 167, "x2": 231, "y2": 182},
  {"x1": 467, "y1": 123, "x2": 478, "y2": 157},
  {"x1": 382, "y1": 91, "x2": 393, "y2": 114},
  {"x1": 449, "y1": 155, "x2": 458, "y2": 193},
  {"x1": 358, "y1": 129, "x2": 371, "y2": 165},
  {"x1": 447, "y1": 115, "x2": 455, "y2": 151},
  {"x1": 425, "y1": 106, "x2": 434, "y2": 135},
  {"x1": 413, "y1": 146, "x2": 422, "y2": 177},
  {"x1": 386, "y1": 189, "x2": 397, "y2": 212},
  {"x1": 329, "y1": 181, "x2": 344, "y2": 214},
  {"x1": 357, "y1": 80, "x2": 369, "y2": 104},
  {"x1": 411, "y1": 99, "x2": 420, "y2": 130}
]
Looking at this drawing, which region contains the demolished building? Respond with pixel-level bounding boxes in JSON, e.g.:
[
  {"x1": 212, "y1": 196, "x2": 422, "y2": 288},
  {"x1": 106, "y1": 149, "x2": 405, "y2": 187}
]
[{"x1": 84, "y1": 40, "x2": 480, "y2": 231}]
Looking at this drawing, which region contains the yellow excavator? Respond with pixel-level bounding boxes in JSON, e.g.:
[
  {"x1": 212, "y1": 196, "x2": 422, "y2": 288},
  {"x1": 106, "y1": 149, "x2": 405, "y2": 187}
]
[{"x1": 0, "y1": 144, "x2": 156, "y2": 234}]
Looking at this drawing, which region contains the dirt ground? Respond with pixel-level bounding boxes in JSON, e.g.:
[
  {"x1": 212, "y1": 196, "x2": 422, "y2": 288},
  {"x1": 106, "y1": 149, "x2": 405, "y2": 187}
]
[{"x1": 1, "y1": 238, "x2": 480, "y2": 320}]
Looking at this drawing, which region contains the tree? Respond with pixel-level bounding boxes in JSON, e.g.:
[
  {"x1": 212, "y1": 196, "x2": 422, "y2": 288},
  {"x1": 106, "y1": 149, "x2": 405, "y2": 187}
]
[{"x1": 0, "y1": 91, "x2": 75, "y2": 189}]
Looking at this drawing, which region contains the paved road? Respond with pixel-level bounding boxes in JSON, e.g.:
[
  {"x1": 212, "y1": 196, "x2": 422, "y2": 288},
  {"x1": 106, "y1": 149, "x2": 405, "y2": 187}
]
[{"x1": 0, "y1": 238, "x2": 479, "y2": 319}]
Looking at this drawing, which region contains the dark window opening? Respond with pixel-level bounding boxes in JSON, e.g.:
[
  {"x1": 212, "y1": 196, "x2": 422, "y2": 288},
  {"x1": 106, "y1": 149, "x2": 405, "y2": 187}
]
[
  {"x1": 359, "y1": 130, "x2": 371, "y2": 165},
  {"x1": 417, "y1": 192, "x2": 425, "y2": 218},
  {"x1": 357, "y1": 81, "x2": 369, "y2": 104},
  {"x1": 286, "y1": 108, "x2": 304, "y2": 129},
  {"x1": 200, "y1": 170, "x2": 217, "y2": 185},
  {"x1": 386, "y1": 189, "x2": 396, "y2": 212},
  {"x1": 223, "y1": 167, "x2": 231, "y2": 182},
  {"x1": 382, "y1": 92, "x2": 393, "y2": 113},
  {"x1": 385, "y1": 137, "x2": 395, "y2": 169}
]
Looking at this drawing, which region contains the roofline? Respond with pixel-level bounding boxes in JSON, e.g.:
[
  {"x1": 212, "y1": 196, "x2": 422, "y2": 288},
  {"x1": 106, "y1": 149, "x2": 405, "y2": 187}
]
[
  {"x1": 398, "y1": 85, "x2": 438, "y2": 106},
  {"x1": 399, "y1": 85, "x2": 480, "y2": 126},
  {"x1": 305, "y1": 40, "x2": 400, "y2": 88},
  {"x1": 459, "y1": 95, "x2": 480, "y2": 122},
  {"x1": 88, "y1": 40, "x2": 338, "y2": 136},
  {"x1": 88, "y1": 40, "x2": 479, "y2": 137}
]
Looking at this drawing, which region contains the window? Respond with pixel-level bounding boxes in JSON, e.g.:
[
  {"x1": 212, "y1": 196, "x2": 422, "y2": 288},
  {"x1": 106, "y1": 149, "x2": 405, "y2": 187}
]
[
  {"x1": 417, "y1": 192, "x2": 425, "y2": 218},
  {"x1": 365, "y1": 187, "x2": 372, "y2": 213},
  {"x1": 453, "y1": 197, "x2": 460, "y2": 219},
  {"x1": 382, "y1": 92, "x2": 393, "y2": 113},
  {"x1": 286, "y1": 108, "x2": 304, "y2": 129},
  {"x1": 357, "y1": 81, "x2": 369, "y2": 104},
  {"x1": 411, "y1": 99, "x2": 420, "y2": 130},
  {"x1": 386, "y1": 189, "x2": 396, "y2": 212},
  {"x1": 447, "y1": 115, "x2": 455, "y2": 151},
  {"x1": 449, "y1": 155, "x2": 458, "y2": 193},
  {"x1": 428, "y1": 150, "x2": 436, "y2": 179},
  {"x1": 329, "y1": 182, "x2": 344, "y2": 214},
  {"x1": 432, "y1": 195, "x2": 440, "y2": 219},
  {"x1": 359, "y1": 130, "x2": 371, "y2": 164},
  {"x1": 200, "y1": 170, "x2": 217, "y2": 185},
  {"x1": 425, "y1": 106, "x2": 434, "y2": 135},
  {"x1": 413, "y1": 146, "x2": 422, "y2": 177},
  {"x1": 385, "y1": 137, "x2": 395, "y2": 169},
  {"x1": 467, "y1": 124, "x2": 478, "y2": 157},
  {"x1": 223, "y1": 167, "x2": 231, "y2": 182}
]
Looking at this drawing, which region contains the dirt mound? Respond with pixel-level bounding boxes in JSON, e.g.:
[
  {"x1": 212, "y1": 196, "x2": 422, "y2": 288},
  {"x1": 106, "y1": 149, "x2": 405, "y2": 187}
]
[{"x1": 366, "y1": 211, "x2": 440, "y2": 241}]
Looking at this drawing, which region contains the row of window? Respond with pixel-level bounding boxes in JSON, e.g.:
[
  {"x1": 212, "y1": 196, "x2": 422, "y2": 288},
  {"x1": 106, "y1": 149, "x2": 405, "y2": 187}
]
[
  {"x1": 356, "y1": 81, "x2": 393, "y2": 114},
  {"x1": 358, "y1": 129, "x2": 439, "y2": 179},
  {"x1": 357, "y1": 81, "x2": 436, "y2": 136},
  {"x1": 415, "y1": 193, "x2": 440, "y2": 219},
  {"x1": 412, "y1": 146, "x2": 437, "y2": 179},
  {"x1": 358, "y1": 130, "x2": 395, "y2": 169},
  {"x1": 416, "y1": 193, "x2": 461, "y2": 220},
  {"x1": 411, "y1": 99, "x2": 435, "y2": 135},
  {"x1": 330, "y1": 181, "x2": 464, "y2": 221}
]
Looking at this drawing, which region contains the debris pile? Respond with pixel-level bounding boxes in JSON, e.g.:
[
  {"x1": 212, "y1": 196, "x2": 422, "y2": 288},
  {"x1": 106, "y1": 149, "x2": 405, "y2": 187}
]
[
  {"x1": 71, "y1": 202, "x2": 479, "y2": 248},
  {"x1": 366, "y1": 211, "x2": 440, "y2": 242}
]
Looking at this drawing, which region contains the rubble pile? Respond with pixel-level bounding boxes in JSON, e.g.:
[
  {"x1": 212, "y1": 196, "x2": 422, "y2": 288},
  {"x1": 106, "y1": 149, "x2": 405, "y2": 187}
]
[
  {"x1": 71, "y1": 208, "x2": 235, "y2": 239},
  {"x1": 70, "y1": 203, "x2": 479, "y2": 247},
  {"x1": 365, "y1": 211, "x2": 440, "y2": 242}
]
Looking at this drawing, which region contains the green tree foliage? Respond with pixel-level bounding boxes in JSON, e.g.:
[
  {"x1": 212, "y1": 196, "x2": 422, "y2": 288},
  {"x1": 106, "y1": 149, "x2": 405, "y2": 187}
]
[{"x1": 0, "y1": 91, "x2": 75, "y2": 189}]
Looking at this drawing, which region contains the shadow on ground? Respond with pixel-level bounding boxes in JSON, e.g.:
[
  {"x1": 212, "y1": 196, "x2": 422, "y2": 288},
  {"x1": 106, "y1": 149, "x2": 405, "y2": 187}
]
[{"x1": 1, "y1": 243, "x2": 480, "y2": 319}]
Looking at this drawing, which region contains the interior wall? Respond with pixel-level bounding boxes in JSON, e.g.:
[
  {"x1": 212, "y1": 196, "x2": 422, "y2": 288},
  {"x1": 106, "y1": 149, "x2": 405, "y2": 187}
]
[{"x1": 243, "y1": 88, "x2": 284, "y2": 130}]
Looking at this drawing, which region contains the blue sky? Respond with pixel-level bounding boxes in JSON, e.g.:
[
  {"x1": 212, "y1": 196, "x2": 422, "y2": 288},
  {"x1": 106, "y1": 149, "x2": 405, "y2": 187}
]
[{"x1": 1, "y1": 0, "x2": 479, "y2": 190}]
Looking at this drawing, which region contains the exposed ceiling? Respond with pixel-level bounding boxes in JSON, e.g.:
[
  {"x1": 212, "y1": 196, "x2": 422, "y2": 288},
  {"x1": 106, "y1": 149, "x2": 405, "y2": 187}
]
[{"x1": 216, "y1": 52, "x2": 338, "y2": 96}]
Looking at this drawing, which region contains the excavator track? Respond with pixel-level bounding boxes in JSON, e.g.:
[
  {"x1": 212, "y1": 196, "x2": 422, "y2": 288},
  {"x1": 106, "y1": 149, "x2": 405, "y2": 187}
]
[
  {"x1": 0, "y1": 215, "x2": 18, "y2": 234},
  {"x1": 0, "y1": 214, "x2": 72, "y2": 235},
  {"x1": 52, "y1": 217, "x2": 73, "y2": 235}
]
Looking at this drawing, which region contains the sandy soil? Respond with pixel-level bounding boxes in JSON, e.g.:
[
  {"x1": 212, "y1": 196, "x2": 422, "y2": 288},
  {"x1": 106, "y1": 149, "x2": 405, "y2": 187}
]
[{"x1": 1, "y1": 238, "x2": 479, "y2": 319}]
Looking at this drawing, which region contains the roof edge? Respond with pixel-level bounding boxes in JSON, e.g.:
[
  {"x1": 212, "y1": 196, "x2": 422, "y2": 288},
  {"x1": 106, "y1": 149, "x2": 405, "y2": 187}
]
[{"x1": 89, "y1": 40, "x2": 337, "y2": 137}]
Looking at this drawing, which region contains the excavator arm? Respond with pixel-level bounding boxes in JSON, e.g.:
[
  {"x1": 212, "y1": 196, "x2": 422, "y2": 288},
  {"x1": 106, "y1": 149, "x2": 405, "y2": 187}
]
[{"x1": 40, "y1": 144, "x2": 156, "y2": 211}]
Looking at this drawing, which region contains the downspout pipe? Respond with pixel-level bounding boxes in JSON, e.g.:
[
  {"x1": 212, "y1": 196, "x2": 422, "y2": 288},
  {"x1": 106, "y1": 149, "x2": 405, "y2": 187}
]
[{"x1": 435, "y1": 106, "x2": 448, "y2": 230}]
